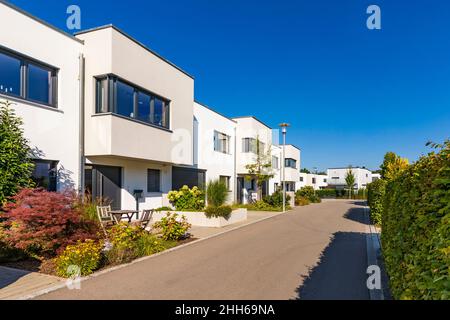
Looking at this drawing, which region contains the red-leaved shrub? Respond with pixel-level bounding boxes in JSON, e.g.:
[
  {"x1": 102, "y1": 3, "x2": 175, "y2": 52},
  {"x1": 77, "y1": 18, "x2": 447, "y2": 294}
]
[{"x1": 2, "y1": 188, "x2": 100, "y2": 258}]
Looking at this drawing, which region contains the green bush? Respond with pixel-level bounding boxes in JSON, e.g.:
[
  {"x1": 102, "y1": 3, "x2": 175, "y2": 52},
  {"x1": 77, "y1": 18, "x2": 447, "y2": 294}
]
[
  {"x1": 55, "y1": 239, "x2": 103, "y2": 277},
  {"x1": 316, "y1": 189, "x2": 337, "y2": 198},
  {"x1": 206, "y1": 180, "x2": 229, "y2": 207},
  {"x1": 167, "y1": 185, "x2": 205, "y2": 211},
  {"x1": 382, "y1": 141, "x2": 450, "y2": 300},
  {"x1": 296, "y1": 186, "x2": 321, "y2": 204},
  {"x1": 135, "y1": 233, "x2": 176, "y2": 257},
  {"x1": 204, "y1": 205, "x2": 232, "y2": 219},
  {"x1": 153, "y1": 213, "x2": 191, "y2": 241},
  {"x1": 263, "y1": 191, "x2": 291, "y2": 207},
  {"x1": 295, "y1": 196, "x2": 310, "y2": 206},
  {"x1": 155, "y1": 206, "x2": 173, "y2": 211},
  {"x1": 367, "y1": 179, "x2": 385, "y2": 225}
]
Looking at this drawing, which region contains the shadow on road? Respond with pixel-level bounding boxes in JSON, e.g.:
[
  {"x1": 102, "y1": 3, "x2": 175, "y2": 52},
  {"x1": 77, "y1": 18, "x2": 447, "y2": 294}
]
[
  {"x1": 352, "y1": 201, "x2": 367, "y2": 207},
  {"x1": 344, "y1": 207, "x2": 369, "y2": 225},
  {"x1": 295, "y1": 232, "x2": 370, "y2": 300}
]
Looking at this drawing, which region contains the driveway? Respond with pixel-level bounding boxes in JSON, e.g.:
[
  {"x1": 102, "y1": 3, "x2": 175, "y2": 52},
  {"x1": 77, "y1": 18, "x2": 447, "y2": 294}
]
[{"x1": 37, "y1": 200, "x2": 371, "y2": 300}]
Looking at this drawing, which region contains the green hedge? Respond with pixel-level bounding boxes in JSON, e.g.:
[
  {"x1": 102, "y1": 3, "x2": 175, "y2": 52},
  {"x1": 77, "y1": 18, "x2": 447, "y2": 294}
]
[
  {"x1": 367, "y1": 179, "x2": 386, "y2": 225},
  {"x1": 381, "y1": 141, "x2": 449, "y2": 300}
]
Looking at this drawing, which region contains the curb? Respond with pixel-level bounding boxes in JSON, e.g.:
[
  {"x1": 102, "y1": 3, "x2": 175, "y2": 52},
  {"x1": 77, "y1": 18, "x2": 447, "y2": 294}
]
[
  {"x1": 19, "y1": 209, "x2": 290, "y2": 300},
  {"x1": 364, "y1": 206, "x2": 384, "y2": 300}
]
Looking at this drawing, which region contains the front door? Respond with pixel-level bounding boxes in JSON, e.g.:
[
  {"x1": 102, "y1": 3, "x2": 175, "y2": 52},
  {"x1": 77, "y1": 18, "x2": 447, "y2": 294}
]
[
  {"x1": 237, "y1": 177, "x2": 244, "y2": 204},
  {"x1": 85, "y1": 165, "x2": 122, "y2": 210}
]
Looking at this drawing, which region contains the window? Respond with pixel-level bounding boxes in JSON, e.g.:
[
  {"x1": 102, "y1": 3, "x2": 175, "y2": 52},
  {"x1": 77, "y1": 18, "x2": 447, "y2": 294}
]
[
  {"x1": 285, "y1": 182, "x2": 296, "y2": 192},
  {"x1": 299, "y1": 177, "x2": 304, "y2": 182},
  {"x1": 172, "y1": 167, "x2": 206, "y2": 190},
  {"x1": 147, "y1": 169, "x2": 161, "y2": 192},
  {"x1": 312, "y1": 178, "x2": 316, "y2": 184},
  {"x1": 0, "y1": 48, "x2": 58, "y2": 107},
  {"x1": 214, "y1": 131, "x2": 230, "y2": 153},
  {"x1": 31, "y1": 160, "x2": 58, "y2": 191},
  {"x1": 219, "y1": 175, "x2": 231, "y2": 190},
  {"x1": 332, "y1": 177, "x2": 339, "y2": 179},
  {"x1": 96, "y1": 75, "x2": 170, "y2": 129},
  {"x1": 324, "y1": 179, "x2": 327, "y2": 183},
  {"x1": 272, "y1": 156, "x2": 279, "y2": 169},
  {"x1": 242, "y1": 138, "x2": 256, "y2": 153},
  {"x1": 285, "y1": 158, "x2": 297, "y2": 169}
]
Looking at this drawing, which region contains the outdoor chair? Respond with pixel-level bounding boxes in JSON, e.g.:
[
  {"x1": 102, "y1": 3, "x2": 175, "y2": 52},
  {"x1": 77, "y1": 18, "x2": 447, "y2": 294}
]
[
  {"x1": 132, "y1": 209, "x2": 154, "y2": 230},
  {"x1": 96, "y1": 205, "x2": 115, "y2": 234}
]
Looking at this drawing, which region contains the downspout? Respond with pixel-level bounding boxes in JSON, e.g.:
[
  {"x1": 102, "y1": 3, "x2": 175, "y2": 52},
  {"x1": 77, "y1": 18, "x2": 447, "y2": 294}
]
[{"x1": 78, "y1": 53, "x2": 85, "y2": 200}]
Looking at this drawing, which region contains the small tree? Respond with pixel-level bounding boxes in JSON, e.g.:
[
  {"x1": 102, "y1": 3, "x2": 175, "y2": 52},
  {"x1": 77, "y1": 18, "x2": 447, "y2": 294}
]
[
  {"x1": 345, "y1": 167, "x2": 356, "y2": 199},
  {"x1": 206, "y1": 179, "x2": 228, "y2": 207},
  {"x1": 0, "y1": 100, "x2": 35, "y2": 205},
  {"x1": 245, "y1": 136, "x2": 273, "y2": 201}
]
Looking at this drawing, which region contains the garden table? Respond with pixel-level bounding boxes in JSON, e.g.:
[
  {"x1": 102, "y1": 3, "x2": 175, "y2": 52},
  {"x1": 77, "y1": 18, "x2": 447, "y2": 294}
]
[{"x1": 109, "y1": 210, "x2": 138, "y2": 223}]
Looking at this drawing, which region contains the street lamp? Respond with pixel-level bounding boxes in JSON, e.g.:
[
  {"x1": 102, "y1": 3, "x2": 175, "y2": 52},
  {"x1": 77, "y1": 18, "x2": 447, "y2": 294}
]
[{"x1": 279, "y1": 123, "x2": 290, "y2": 213}]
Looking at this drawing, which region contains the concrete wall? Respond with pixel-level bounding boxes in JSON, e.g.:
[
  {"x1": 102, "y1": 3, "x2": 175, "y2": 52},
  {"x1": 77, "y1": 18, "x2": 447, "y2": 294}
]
[{"x1": 0, "y1": 2, "x2": 83, "y2": 191}]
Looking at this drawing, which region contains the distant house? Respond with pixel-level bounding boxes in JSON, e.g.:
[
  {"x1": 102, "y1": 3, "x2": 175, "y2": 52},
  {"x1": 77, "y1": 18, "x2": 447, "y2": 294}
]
[
  {"x1": 326, "y1": 167, "x2": 373, "y2": 190},
  {"x1": 297, "y1": 173, "x2": 328, "y2": 190}
]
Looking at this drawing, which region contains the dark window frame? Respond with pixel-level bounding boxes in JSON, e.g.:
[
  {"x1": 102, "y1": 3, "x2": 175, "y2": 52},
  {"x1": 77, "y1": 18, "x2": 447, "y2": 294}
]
[
  {"x1": 0, "y1": 46, "x2": 58, "y2": 108},
  {"x1": 284, "y1": 158, "x2": 297, "y2": 169},
  {"x1": 147, "y1": 169, "x2": 161, "y2": 193},
  {"x1": 31, "y1": 159, "x2": 58, "y2": 192},
  {"x1": 95, "y1": 74, "x2": 171, "y2": 130}
]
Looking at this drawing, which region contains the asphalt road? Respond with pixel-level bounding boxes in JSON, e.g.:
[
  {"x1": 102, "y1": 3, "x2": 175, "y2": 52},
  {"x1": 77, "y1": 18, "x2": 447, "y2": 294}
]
[{"x1": 37, "y1": 200, "x2": 371, "y2": 300}]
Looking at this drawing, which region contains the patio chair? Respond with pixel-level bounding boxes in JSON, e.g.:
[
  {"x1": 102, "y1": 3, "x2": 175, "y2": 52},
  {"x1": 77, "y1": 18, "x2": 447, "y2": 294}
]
[
  {"x1": 133, "y1": 209, "x2": 154, "y2": 230},
  {"x1": 96, "y1": 205, "x2": 114, "y2": 235}
]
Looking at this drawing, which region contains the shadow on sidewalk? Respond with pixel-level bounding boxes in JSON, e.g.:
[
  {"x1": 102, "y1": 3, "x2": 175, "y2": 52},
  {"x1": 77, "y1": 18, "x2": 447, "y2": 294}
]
[
  {"x1": 295, "y1": 232, "x2": 370, "y2": 300},
  {"x1": 344, "y1": 207, "x2": 370, "y2": 225},
  {"x1": 0, "y1": 266, "x2": 30, "y2": 290}
]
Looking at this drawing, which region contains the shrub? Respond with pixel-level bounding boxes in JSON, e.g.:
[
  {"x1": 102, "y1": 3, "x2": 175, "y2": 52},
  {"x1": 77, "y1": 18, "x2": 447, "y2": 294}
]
[
  {"x1": 2, "y1": 188, "x2": 99, "y2": 258},
  {"x1": 55, "y1": 239, "x2": 103, "y2": 278},
  {"x1": 153, "y1": 213, "x2": 191, "y2": 241},
  {"x1": 382, "y1": 141, "x2": 449, "y2": 300},
  {"x1": 316, "y1": 189, "x2": 337, "y2": 198},
  {"x1": 295, "y1": 196, "x2": 310, "y2": 206},
  {"x1": 367, "y1": 179, "x2": 385, "y2": 225},
  {"x1": 206, "y1": 180, "x2": 228, "y2": 207},
  {"x1": 238, "y1": 201, "x2": 286, "y2": 212},
  {"x1": 263, "y1": 191, "x2": 291, "y2": 207},
  {"x1": 135, "y1": 233, "x2": 175, "y2": 257},
  {"x1": 108, "y1": 222, "x2": 145, "y2": 250},
  {"x1": 155, "y1": 206, "x2": 173, "y2": 211},
  {"x1": 167, "y1": 185, "x2": 205, "y2": 211},
  {"x1": 204, "y1": 205, "x2": 232, "y2": 219},
  {"x1": 296, "y1": 186, "x2": 321, "y2": 204},
  {"x1": 0, "y1": 100, "x2": 35, "y2": 206}
]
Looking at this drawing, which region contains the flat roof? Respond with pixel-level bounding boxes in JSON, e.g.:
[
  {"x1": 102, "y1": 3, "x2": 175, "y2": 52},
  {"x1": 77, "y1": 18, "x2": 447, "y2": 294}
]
[
  {"x1": 75, "y1": 24, "x2": 194, "y2": 79},
  {"x1": 194, "y1": 101, "x2": 237, "y2": 123},
  {"x1": 286, "y1": 144, "x2": 301, "y2": 151},
  {"x1": 231, "y1": 116, "x2": 272, "y2": 130},
  {"x1": 327, "y1": 167, "x2": 372, "y2": 171},
  {"x1": 0, "y1": 0, "x2": 84, "y2": 44}
]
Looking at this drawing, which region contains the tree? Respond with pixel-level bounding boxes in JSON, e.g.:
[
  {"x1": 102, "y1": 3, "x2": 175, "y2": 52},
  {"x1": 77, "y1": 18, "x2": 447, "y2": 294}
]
[
  {"x1": 300, "y1": 168, "x2": 311, "y2": 174},
  {"x1": 380, "y1": 151, "x2": 409, "y2": 180},
  {"x1": 245, "y1": 136, "x2": 274, "y2": 201},
  {"x1": 0, "y1": 100, "x2": 35, "y2": 206},
  {"x1": 345, "y1": 167, "x2": 356, "y2": 199},
  {"x1": 380, "y1": 152, "x2": 397, "y2": 179}
]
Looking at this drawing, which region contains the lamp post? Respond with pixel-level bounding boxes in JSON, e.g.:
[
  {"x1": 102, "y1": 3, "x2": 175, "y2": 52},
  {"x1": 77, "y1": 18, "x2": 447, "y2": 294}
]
[{"x1": 279, "y1": 123, "x2": 290, "y2": 213}]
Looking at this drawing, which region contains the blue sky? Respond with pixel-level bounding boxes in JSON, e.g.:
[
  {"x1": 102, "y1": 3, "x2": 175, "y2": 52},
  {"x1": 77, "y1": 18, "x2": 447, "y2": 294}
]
[{"x1": 9, "y1": 0, "x2": 450, "y2": 171}]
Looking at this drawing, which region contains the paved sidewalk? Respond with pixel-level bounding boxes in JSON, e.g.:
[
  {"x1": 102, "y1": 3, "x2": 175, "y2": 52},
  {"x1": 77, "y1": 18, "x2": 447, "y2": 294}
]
[{"x1": 0, "y1": 266, "x2": 63, "y2": 300}]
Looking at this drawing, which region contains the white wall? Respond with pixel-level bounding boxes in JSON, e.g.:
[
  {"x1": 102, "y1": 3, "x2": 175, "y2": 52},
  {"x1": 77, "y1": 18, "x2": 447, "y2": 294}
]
[
  {"x1": 0, "y1": 2, "x2": 83, "y2": 191},
  {"x1": 297, "y1": 173, "x2": 328, "y2": 190},
  {"x1": 193, "y1": 102, "x2": 236, "y2": 204}
]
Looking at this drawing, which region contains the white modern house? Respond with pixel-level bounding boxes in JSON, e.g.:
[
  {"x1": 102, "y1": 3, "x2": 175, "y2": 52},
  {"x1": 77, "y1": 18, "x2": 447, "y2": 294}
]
[
  {"x1": 0, "y1": 1, "x2": 83, "y2": 193},
  {"x1": 298, "y1": 173, "x2": 328, "y2": 190},
  {"x1": 371, "y1": 173, "x2": 381, "y2": 181},
  {"x1": 0, "y1": 2, "x2": 303, "y2": 210},
  {"x1": 327, "y1": 167, "x2": 373, "y2": 190},
  {"x1": 193, "y1": 101, "x2": 236, "y2": 204}
]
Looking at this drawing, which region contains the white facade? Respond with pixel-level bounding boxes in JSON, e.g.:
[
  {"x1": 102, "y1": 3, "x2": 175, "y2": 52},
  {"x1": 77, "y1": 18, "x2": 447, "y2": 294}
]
[
  {"x1": 372, "y1": 173, "x2": 381, "y2": 181},
  {"x1": 0, "y1": 2, "x2": 83, "y2": 192},
  {"x1": 297, "y1": 173, "x2": 328, "y2": 190},
  {"x1": 327, "y1": 167, "x2": 372, "y2": 190},
  {"x1": 0, "y1": 3, "x2": 305, "y2": 211},
  {"x1": 193, "y1": 101, "x2": 236, "y2": 204}
]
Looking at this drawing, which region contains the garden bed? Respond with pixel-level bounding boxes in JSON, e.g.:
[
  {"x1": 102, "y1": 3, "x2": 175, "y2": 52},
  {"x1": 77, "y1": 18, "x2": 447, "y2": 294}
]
[{"x1": 154, "y1": 208, "x2": 247, "y2": 228}]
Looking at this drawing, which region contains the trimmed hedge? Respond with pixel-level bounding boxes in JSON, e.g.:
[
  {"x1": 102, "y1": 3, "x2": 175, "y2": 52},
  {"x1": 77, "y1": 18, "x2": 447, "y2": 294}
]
[
  {"x1": 204, "y1": 205, "x2": 232, "y2": 219},
  {"x1": 367, "y1": 179, "x2": 386, "y2": 225},
  {"x1": 381, "y1": 141, "x2": 449, "y2": 300}
]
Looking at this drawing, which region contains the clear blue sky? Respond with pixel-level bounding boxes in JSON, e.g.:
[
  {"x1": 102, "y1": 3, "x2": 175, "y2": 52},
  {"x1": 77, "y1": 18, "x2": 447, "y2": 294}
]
[{"x1": 9, "y1": 0, "x2": 450, "y2": 171}]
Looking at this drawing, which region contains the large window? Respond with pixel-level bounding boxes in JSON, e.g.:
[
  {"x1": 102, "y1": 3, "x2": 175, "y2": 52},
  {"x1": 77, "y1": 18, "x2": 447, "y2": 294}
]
[
  {"x1": 242, "y1": 138, "x2": 257, "y2": 153},
  {"x1": 0, "y1": 48, "x2": 57, "y2": 107},
  {"x1": 272, "y1": 156, "x2": 279, "y2": 169},
  {"x1": 96, "y1": 75, "x2": 170, "y2": 129},
  {"x1": 31, "y1": 160, "x2": 58, "y2": 191},
  {"x1": 147, "y1": 169, "x2": 161, "y2": 192},
  {"x1": 219, "y1": 175, "x2": 231, "y2": 191},
  {"x1": 285, "y1": 158, "x2": 297, "y2": 169},
  {"x1": 214, "y1": 131, "x2": 230, "y2": 154},
  {"x1": 172, "y1": 167, "x2": 206, "y2": 191}
]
